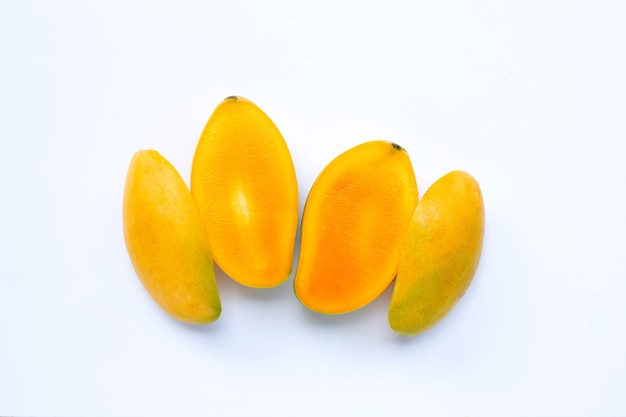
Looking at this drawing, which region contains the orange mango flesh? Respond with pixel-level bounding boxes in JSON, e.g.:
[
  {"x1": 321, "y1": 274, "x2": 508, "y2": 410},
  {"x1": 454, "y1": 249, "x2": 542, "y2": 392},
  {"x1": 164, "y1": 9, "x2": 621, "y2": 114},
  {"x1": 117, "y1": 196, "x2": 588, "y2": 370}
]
[
  {"x1": 388, "y1": 170, "x2": 484, "y2": 336},
  {"x1": 123, "y1": 150, "x2": 221, "y2": 324},
  {"x1": 190, "y1": 96, "x2": 298, "y2": 288},
  {"x1": 294, "y1": 140, "x2": 418, "y2": 314}
]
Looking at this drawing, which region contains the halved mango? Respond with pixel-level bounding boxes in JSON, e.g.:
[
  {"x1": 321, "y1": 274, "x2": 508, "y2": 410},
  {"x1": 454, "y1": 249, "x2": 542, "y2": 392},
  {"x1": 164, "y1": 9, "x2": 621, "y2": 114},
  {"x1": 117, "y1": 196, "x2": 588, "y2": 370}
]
[
  {"x1": 388, "y1": 170, "x2": 484, "y2": 336},
  {"x1": 190, "y1": 96, "x2": 298, "y2": 288},
  {"x1": 294, "y1": 140, "x2": 418, "y2": 314},
  {"x1": 123, "y1": 150, "x2": 221, "y2": 324}
]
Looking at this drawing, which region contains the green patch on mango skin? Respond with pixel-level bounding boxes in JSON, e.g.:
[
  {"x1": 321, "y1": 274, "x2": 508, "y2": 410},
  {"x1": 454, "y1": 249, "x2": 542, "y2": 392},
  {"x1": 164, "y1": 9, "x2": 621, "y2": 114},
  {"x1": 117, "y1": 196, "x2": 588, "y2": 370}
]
[{"x1": 388, "y1": 170, "x2": 484, "y2": 336}]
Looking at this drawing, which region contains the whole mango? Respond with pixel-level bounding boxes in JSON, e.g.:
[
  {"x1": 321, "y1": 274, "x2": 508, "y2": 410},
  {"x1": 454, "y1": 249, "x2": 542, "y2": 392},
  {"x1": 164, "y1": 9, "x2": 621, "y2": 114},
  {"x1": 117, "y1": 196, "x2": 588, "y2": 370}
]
[
  {"x1": 388, "y1": 170, "x2": 484, "y2": 336},
  {"x1": 123, "y1": 150, "x2": 221, "y2": 324}
]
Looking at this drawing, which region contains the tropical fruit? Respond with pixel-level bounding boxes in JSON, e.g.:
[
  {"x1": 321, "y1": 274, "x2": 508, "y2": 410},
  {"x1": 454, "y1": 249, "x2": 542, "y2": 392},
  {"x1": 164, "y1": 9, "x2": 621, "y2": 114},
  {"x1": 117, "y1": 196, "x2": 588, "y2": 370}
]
[
  {"x1": 190, "y1": 96, "x2": 298, "y2": 288},
  {"x1": 123, "y1": 150, "x2": 221, "y2": 324},
  {"x1": 388, "y1": 170, "x2": 484, "y2": 336},
  {"x1": 294, "y1": 140, "x2": 418, "y2": 314}
]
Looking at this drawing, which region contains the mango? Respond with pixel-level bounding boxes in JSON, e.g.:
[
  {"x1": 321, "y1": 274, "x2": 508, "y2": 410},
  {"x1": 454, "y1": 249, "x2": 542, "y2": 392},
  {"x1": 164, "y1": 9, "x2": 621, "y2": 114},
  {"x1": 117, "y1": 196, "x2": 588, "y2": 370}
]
[
  {"x1": 388, "y1": 170, "x2": 484, "y2": 336},
  {"x1": 294, "y1": 140, "x2": 418, "y2": 314},
  {"x1": 190, "y1": 96, "x2": 298, "y2": 288},
  {"x1": 123, "y1": 150, "x2": 221, "y2": 324}
]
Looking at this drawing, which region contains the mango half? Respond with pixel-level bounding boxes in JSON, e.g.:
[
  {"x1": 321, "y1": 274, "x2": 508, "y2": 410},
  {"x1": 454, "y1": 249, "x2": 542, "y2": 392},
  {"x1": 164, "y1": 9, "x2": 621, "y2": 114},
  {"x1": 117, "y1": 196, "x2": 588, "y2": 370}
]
[
  {"x1": 294, "y1": 140, "x2": 418, "y2": 314},
  {"x1": 191, "y1": 96, "x2": 298, "y2": 288},
  {"x1": 123, "y1": 150, "x2": 221, "y2": 324},
  {"x1": 388, "y1": 170, "x2": 484, "y2": 336}
]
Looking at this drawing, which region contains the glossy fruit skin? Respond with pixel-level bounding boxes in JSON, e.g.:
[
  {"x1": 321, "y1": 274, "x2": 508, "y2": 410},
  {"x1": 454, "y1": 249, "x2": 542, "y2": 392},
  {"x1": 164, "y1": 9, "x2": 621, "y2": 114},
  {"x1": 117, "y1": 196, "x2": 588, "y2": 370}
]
[
  {"x1": 123, "y1": 150, "x2": 221, "y2": 324},
  {"x1": 190, "y1": 96, "x2": 298, "y2": 288},
  {"x1": 388, "y1": 170, "x2": 484, "y2": 336},
  {"x1": 294, "y1": 140, "x2": 418, "y2": 314}
]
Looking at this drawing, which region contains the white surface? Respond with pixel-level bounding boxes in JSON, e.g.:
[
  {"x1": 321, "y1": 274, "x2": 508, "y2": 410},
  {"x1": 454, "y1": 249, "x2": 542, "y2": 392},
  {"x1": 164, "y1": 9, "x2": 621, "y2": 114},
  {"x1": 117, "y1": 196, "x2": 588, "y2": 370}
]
[{"x1": 1, "y1": 1, "x2": 625, "y2": 416}]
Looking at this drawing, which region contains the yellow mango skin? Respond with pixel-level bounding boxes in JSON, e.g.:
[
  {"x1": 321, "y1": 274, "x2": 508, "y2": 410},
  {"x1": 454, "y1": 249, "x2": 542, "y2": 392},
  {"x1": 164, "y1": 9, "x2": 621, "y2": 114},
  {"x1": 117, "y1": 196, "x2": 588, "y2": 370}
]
[
  {"x1": 123, "y1": 150, "x2": 221, "y2": 324},
  {"x1": 294, "y1": 141, "x2": 418, "y2": 314},
  {"x1": 388, "y1": 170, "x2": 484, "y2": 336},
  {"x1": 190, "y1": 96, "x2": 298, "y2": 288}
]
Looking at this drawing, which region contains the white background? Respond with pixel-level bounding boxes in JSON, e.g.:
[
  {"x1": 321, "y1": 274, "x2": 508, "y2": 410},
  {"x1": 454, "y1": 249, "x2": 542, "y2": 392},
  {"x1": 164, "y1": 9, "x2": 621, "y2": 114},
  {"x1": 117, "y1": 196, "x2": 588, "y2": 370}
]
[{"x1": 1, "y1": 1, "x2": 625, "y2": 416}]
